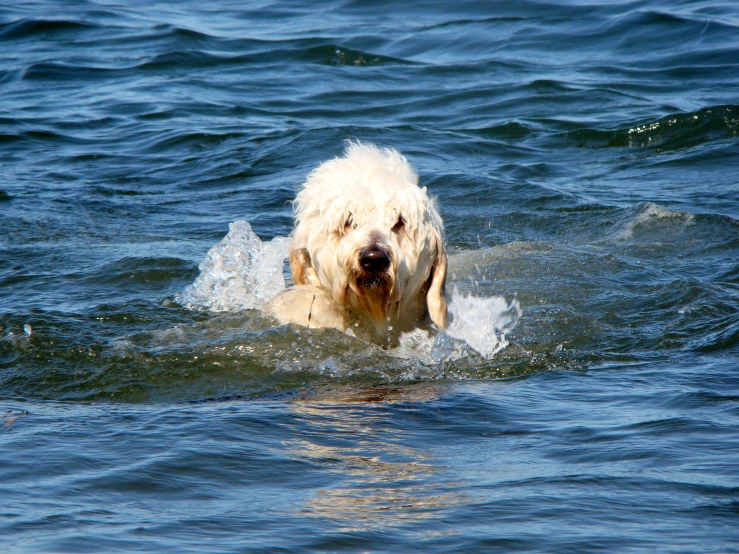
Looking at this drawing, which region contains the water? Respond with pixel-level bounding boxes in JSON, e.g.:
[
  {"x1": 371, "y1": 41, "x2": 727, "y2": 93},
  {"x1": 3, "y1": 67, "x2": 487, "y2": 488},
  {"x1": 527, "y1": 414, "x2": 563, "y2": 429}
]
[{"x1": 1, "y1": 0, "x2": 738, "y2": 551}]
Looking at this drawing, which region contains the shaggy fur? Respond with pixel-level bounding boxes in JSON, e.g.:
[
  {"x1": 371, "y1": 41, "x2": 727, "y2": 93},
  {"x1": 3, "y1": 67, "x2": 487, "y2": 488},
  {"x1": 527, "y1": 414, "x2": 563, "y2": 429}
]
[{"x1": 264, "y1": 141, "x2": 447, "y2": 341}]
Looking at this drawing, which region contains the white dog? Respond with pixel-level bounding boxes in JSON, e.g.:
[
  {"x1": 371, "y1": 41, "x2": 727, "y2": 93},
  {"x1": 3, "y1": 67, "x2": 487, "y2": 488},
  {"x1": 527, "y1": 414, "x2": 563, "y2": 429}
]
[{"x1": 264, "y1": 141, "x2": 447, "y2": 342}]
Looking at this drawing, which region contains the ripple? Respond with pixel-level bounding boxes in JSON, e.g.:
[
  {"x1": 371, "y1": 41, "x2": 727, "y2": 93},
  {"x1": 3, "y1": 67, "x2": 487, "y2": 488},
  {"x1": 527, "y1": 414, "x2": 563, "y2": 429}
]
[
  {"x1": 138, "y1": 50, "x2": 228, "y2": 70},
  {"x1": 0, "y1": 18, "x2": 97, "y2": 40},
  {"x1": 130, "y1": 42, "x2": 414, "y2": 73},
  {"x1": 566, "y1": 105, "x2": 739, "y2": 149},
  {"x1": 313, "y1": 45, "x2": 414, "y2": 66},
  {"x1": 83, "y1": 257, "x2": 197, "y2": 287},
  {"x1": 21, "y1": 61, "x2": 123, "y2": 82}
]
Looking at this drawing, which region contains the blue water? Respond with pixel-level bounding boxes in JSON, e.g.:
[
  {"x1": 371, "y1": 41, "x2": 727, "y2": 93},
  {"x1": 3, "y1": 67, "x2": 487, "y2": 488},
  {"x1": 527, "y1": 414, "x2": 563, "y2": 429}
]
[{"x1": 2, "y1": 0, "x2": 738, "y2": 552}]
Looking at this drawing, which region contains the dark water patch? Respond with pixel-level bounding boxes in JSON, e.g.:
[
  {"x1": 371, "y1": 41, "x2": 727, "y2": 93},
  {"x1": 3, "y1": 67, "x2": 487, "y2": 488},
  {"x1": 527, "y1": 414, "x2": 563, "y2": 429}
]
[
  {"x1": 457, "y1": 120, "x2": 539, "y2": 142},
  {"x1": 565, "y1": 105, "x2": 739, "y2": 149},
  {"x1": 7, "y1": 128, "x2": 81, "y2": 145},
  {"x1": 314, "y1": 44, "x2": 413, "y2": 66},
  {"x1": 87, "y1": 184, "x2": 148, "y2": 199},
  {"x1": 139, "y1": 49, "x2": 232, "y2": 71},
  {"x1": 21, "y1": 61, "x2": 125, "y2": 82},
  {"x1": 132, "y1": 42, "x2": 411, "y2": 73},
  {"x1": 0, "y1": 18, "x2": 97, "y2": 41},
  {"x1": 140, "y1": 129, "x2": 249, "y2": 155},
  {"x1": 418, "y1": 15, "x2": 527, "y2": 31},
  {"x1": 155, "y1": 24, "x2": 218, "y2": 43}
]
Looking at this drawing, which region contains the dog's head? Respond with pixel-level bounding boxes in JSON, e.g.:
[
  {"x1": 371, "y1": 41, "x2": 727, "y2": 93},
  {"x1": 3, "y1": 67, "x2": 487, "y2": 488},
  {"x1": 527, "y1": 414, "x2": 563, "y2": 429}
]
[{"x1": 289, "y1": 141, "x2": 447, "y2": 333}]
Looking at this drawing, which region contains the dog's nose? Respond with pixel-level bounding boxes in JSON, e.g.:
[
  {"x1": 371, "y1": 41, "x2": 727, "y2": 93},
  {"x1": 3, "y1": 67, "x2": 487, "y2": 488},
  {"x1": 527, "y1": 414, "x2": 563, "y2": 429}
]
[{"x1": 359, "y1": 244, "x2": 391, "y2": 273}]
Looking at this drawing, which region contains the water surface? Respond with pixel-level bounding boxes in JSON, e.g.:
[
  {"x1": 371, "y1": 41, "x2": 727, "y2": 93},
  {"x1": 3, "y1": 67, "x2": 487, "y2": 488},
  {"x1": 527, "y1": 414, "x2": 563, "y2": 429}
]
[{"x1": 1, "y1": 0, "x2": 738, "y2": 551}]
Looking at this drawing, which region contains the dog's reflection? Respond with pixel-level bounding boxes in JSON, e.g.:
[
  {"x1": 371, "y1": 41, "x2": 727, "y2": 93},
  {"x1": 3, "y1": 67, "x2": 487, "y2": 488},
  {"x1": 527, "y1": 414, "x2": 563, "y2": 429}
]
[{"x1": 286, "y1": 384, "x2": 468, "y2": 529}]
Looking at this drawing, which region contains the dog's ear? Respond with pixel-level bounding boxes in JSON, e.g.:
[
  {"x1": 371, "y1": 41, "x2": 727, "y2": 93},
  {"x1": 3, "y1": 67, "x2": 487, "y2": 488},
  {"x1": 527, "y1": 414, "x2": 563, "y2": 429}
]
[
  {"x1": 426, "y1": 237, "x2": 448, "y2": 329},
  {"x1": 332, "y1": 274, "x2": 348, "y2": 306},
  {"x1": 289, "y1": 247, "x2": 319, "y2": 286}
]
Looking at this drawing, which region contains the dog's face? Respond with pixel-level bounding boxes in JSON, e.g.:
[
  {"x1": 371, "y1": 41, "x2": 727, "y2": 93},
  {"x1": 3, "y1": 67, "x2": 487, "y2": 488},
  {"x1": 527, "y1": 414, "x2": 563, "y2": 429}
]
[{"x1": 289, "y1": 142, "x2": 447, "y2": 334}]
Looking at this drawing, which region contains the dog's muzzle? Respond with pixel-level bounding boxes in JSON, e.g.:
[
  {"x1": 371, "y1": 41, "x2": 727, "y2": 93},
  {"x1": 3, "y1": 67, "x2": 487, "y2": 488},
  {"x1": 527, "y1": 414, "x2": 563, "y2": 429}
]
[{"x1": 358, "y1": 244, "x2": 391, "y2": 273}]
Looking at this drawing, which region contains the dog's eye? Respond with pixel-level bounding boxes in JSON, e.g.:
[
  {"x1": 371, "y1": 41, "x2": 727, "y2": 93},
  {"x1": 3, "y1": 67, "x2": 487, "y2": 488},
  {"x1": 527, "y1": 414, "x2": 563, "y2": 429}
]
[
  {"x1": 391, "y1": 216, "x2": 405, "y2": 234},
  {"x1": 344, "y1": 215, "x2": 356, "y2": 233}
]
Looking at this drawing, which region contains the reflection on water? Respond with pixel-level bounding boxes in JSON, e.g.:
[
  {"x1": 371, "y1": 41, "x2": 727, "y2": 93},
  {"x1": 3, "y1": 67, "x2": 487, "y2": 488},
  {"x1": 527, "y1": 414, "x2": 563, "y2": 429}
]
[{"x1": 287, "y1": 385, "x2": 469, "y2": 530}]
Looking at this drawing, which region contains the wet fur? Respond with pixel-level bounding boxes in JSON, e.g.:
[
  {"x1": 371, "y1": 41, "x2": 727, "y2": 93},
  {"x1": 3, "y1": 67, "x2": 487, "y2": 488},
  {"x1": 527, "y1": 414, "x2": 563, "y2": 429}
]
[{"x1": 264, "y1": 141, "x2": 447, "y2": 341}]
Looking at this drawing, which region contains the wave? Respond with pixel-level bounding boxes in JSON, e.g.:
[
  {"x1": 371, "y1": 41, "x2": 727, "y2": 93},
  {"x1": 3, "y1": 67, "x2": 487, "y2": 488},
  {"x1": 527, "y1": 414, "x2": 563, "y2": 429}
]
[
  {"x1": 606, "y1": 202, "x2": 695, "y2": 241},
  {"x1": 0, "y1": 18, "x2": 96, "y2": 40},
  {"x1": 21, "y1": 60, "x2": 128, "y2": 82},
  {"x1": 566, "y1": 105, "x2": 739, "y2": 150},
  {"x1": 317, "y1": 45, "x2": 414, "y2": 66},
  {"x1": 82, "y1": 257, "x2": 197, "y2": 288},
  {"x1": 18, "y1": 47, "x2": 411, "y2": 83},
  {"x1": 140, "y1": 43, "x2": 412, "y2": 69}
]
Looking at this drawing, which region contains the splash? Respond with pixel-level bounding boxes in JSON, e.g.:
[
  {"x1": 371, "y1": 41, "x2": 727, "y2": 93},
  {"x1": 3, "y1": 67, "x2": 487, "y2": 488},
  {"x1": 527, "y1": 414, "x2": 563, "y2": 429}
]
[
  {"x1": 393, "y1": 288, "x2": 522, "y2": 362},
  {"x1": 178, "y1": 222, "x2": 521, "y2": 361},
  {"x1": 176, "y1": 220, "x2": 289, "y2": 312},
  {"x1": 445, "y1": 288, "x2": 522, "y2": 358}
]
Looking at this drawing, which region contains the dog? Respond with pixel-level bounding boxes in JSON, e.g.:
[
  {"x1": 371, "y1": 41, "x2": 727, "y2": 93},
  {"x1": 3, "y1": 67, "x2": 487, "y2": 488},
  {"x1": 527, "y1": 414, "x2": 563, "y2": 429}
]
[{"x1": 263, "y1": 141, "x2": 447, "y2": 342}]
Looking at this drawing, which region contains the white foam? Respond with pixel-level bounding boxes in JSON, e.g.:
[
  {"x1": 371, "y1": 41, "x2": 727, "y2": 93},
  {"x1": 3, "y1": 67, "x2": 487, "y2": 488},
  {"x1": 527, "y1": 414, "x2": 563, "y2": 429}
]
[
  {"x1": 176, "y1": 220, "x2": 289, "y2": 312},
  {"x1": 396, "y1": 288, "x2": 522, "y2": 361},
  {"x1": 445, "y1": 288, "x2": 521, "y2": 358}
]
